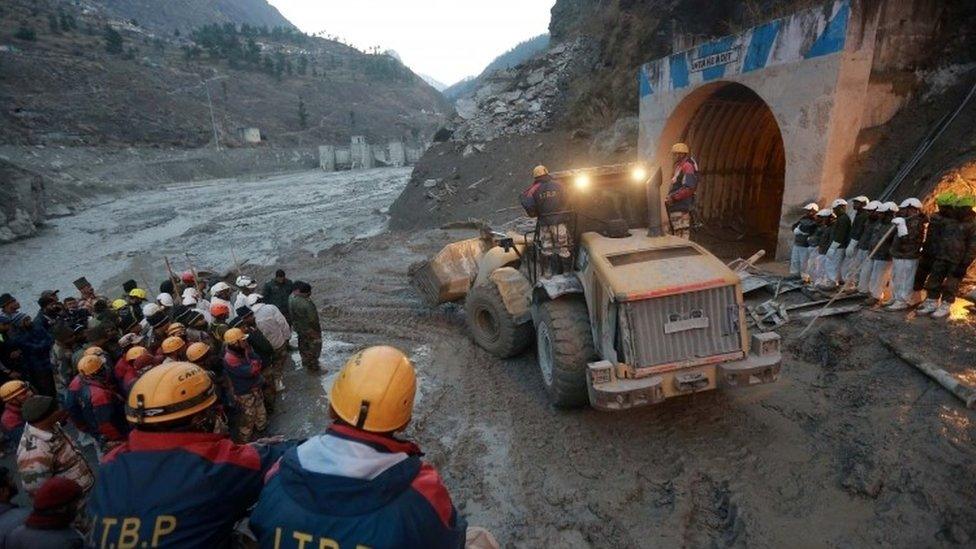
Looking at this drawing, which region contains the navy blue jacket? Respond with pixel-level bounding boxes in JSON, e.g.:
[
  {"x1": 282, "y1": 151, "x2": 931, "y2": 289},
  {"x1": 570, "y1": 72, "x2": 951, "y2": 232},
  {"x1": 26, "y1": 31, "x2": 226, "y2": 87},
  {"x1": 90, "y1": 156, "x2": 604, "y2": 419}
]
[
  {"x1": 88, "y1": 430, "x2": 294, "y2": 548},
  {"x1": 250, "y1": 424, "x2": 467, "y2": 549},
  {"x1": 532, "y1": 176, "x2": 568, "y2": 225}
]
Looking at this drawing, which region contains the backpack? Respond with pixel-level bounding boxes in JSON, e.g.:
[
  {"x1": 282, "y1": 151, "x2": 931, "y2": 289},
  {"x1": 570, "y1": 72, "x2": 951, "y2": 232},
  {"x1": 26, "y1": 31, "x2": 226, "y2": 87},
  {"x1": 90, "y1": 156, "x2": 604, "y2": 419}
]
[{"x1": 520, "y1": 181, "x2": 542, "y2": 217}]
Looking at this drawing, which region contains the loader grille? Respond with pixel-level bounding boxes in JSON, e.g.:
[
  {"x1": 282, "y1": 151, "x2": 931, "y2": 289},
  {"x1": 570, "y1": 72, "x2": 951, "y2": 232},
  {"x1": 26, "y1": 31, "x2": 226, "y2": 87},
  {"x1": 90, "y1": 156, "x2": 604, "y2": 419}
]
[{"x1": 621, "y1": 285, "x2": 742, "y2": 368}]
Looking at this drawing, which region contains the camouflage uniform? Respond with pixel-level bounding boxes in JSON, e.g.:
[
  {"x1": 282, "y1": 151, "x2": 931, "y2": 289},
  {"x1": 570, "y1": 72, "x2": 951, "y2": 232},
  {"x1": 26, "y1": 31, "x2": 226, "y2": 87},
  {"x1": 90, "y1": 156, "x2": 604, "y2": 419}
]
[
  {"x1": 289, "y1": 294, "x2": 322, "y2": 371},
  {"x1": 235, "y1": 390, "x2": 267, "y2": 443},
  {"x1": 16, "y1": 423, "x2": 94, "y2": 499}
]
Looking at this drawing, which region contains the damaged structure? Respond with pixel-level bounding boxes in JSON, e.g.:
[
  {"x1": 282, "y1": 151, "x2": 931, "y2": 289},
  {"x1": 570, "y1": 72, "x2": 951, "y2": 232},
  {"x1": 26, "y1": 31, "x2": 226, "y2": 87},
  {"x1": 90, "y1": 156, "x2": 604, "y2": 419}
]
[
  {"x1": 318, "y1": 136, "x2": 425, "y2": 172},
  {"x1": 638, "y1": 0, "x2": 955, "y2": 258}
]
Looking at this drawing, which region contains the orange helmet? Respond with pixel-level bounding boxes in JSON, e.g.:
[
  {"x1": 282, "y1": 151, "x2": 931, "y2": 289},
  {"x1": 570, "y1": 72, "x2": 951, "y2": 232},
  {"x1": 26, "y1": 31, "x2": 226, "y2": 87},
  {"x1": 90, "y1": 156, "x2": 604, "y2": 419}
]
[
  {"x1": 161, "y1": 336, "x2": 185, "y2": 355},
  {"x1": 210, "y1": 302, "x2": 230, "y2": 318},
  {"x1": 185, "y1": 342, "x2": 211, "y2": 363}
]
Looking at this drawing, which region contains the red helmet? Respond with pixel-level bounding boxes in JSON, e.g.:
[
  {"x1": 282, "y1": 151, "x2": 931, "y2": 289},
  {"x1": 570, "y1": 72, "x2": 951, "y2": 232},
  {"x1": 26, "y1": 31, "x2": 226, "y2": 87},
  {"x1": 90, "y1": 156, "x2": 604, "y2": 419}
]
[
  {"x1": 210, "y1": 302, "x2": 230, "y2": 317},
  {"x1": 181, "y1": 271, "x2": 195, "y2": 284}
]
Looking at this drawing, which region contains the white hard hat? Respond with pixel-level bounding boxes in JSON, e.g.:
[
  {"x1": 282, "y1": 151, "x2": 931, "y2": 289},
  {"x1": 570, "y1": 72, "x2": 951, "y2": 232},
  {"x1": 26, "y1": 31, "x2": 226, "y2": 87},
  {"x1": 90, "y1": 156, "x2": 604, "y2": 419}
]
[
  {"x1": 831, "y1": 198, "x2": 848, "y2": 208},
  {"x1": 182, "y1": 296, "x2": 197, "y2": 306},
  {"x1": 142, "y1": 303, "x2": 162, "y2": 317},
  {"x1": 803, "y1": 202, "x2": 819, "y2": 211},
  {"x1": 880, "y1": 201, "x2": 899, "y2": 213},
  {"x1": 211, "y1": 281, "x2": 231, "y2": 294},
  {"x1": 852, "y1": 195, "x2": 869, "y2": 203},
  {"x1": 245, "y1": 293, "x2": 262, "y2": 307},
  {"x1": 817, "y1": 209, "x2": 833, "y2": 217},
  {"x1": 182, "y1": 287, "x2": 199, "y2": 299},
  {"x1": 899, "y1": 197, "x2": 922, "y2": 209},
  {"x1": 235, "y1": 275, "x2": 257, "y2": 290},
  {"x1": 156, "y1": 293, "x2": 174, "y2": 307},
  {"x1": 863, "y1": 200, "x2": 882, "y2": 211}
]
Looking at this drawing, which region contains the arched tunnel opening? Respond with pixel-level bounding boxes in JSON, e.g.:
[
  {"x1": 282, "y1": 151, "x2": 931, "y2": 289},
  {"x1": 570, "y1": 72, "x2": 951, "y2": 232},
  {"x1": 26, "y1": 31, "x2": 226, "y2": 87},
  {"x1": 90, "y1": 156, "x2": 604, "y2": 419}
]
[{"x1": 677, "y1": 82, "x2": 786, "y2": 257}]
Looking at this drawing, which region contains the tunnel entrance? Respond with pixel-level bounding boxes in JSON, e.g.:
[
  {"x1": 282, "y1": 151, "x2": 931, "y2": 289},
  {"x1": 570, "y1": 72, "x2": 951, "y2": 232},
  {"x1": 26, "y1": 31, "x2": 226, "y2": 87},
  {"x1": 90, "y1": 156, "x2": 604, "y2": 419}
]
[{"x1": 676, "y1": 83, "x2": 786, "y2": 258}]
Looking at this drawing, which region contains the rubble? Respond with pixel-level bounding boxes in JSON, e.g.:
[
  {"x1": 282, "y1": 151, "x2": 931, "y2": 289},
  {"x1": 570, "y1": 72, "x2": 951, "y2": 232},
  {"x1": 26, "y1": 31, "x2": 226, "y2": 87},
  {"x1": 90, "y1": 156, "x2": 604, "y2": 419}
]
[{"x1": 448, "y1": 40, "x2": 587, "y2": 143}]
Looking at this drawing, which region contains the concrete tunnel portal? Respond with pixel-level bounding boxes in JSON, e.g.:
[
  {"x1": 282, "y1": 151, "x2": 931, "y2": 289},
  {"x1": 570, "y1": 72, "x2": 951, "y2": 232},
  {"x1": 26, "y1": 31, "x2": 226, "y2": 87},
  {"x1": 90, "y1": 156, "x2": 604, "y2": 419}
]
[{"x1": 665, "y1": 82, "x2": 786, "y2": 256}]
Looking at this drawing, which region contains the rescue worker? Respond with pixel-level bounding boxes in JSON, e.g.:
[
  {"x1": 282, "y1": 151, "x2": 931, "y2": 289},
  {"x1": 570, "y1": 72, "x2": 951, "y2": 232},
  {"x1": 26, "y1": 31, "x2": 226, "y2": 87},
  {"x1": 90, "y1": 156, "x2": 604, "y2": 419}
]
[
  {"x1": 210, "y1": 282, "x2": 234, "y2": 320},
  {"x1": 16, "y1": 395, "x2": 94, "y2": 500},
  {"x1": 665, "y1": 142, "x2": 699, "y2": 240},
  {"x1": 913, "y1": 193, "x2": 955, "y2": 302},
  {"x1": 856, "y1": 202, "x2": 883, "y2": 294},
  {"x1": 209, "y1": 302, "x2": 231, "y2": 351},
  {"x1": 10, "y1": 313, "x2": 56, "y2": 397},
  {"x1": 864, "y1": 202, "x2": 898, "y2": 305},
  {"x1": 918, "y1": 195, "x2": 976, "y2": 318},
  {"x1": 160, "y1": 336, "x2": 186, "y2": 363},
  {"x1": 809, "y1": 209, "x2": 835, "y2": 285},
  {"x1": 819, "y1": 198, "x2": 850, "y2": 290},
  {"x1": 262, "y1": 269, "x2": 295, "y2": 325},
  {"x1": 5, "y1": 477, "x2": 85, "y2": 548},
  {"x1": 250, "y1": 346, "x2": 468, "y2": 549},
  {"x1": 222, "y1": 328, "x2": 266, "y2": 442},
  {"x1": 122, "y1": 353, "x2": 160, "y2": 395},
  {"x1": 66, "y1": 354, "x2": 128, "y2": 454},
  {"x1": 124, "y1": 288, "x2": 147, "y2": 323},
  {"x1": 73, "y1": 277, "x2": 103, "y2": 313},
  {"x1": 849, "y1": 200, "x2": 881, "y2": 286},
  {"x1": 289, "y1": 281, "x2": 322, "y2": 372},
  {"x1": 0, "y1": 314, "x2": 23, "y2": 384},
  {"x1": 247, "y1": 294, "x2": 290, "y2": 409},
  {"x1": 886, "y1": 198, "x2": 926, "y2": 310},
  {"x1": 789, "y1": 203, "x2": 819, "y2": 280},
  {"x1": 527, "y1": 165, "x2": 573, "y2": 274},
  {"x1": 186, "y1": 342, "x2": 235, "y2": 431},
  {"x1": 143, "y1": 311, "x2": 172, "y2": 354},
  {"x1": 1, "y1": 381, "x2": 32, "y2": 451},
  {"x1": 87, "y1": 362, "x2": 296, "y2": 548},
  {"x1": 113, "y1": 346, "x2": 148, "y2": 395},
  {"x1": 234, "y1": 276, "x2": 258, "y2": 311},
  {"x1": 843, "y1": 196, "x2": 871, "y2": 282},
  {"x1": 50, "y1": 324, "x2": 80, "y2": 402},
  {"x1": 0, "y1": 295, "x2": 19, "y2": 317}
]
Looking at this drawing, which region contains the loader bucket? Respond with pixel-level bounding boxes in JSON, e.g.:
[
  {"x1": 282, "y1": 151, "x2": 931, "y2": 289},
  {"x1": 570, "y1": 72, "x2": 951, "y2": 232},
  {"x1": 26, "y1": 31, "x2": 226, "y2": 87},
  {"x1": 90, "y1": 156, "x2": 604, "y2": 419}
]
[{"x1": 410, "y1": 237, "x2": 489, "y2": 305}]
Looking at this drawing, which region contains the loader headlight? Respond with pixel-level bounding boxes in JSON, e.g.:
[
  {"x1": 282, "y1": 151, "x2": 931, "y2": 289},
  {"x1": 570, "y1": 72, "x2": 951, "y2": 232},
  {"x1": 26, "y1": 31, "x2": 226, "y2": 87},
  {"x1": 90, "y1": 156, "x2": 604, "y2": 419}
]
[
  {"x1": 631, "y1": 166, "x2": 647, "y2": 182},
  {"x1": 574, "y1": 174, "x2": 590, "y2": 190}
]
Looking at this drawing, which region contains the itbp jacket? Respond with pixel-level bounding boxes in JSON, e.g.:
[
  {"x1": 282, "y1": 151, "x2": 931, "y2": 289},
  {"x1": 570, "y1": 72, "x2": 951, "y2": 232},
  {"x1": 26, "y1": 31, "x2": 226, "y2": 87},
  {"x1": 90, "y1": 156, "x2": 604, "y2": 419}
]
[
  {"x1": 88, "y1": 431, "x2": 294, "y2": 549},
  {"x1": 250, "y1": 424, "x2": 467, "y2": 549}
]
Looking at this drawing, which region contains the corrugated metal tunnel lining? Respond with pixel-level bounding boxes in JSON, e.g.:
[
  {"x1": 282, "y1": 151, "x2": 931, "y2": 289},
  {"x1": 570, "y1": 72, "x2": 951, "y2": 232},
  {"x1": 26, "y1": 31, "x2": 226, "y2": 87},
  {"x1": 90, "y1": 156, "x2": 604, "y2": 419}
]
[{"x1": 682, "y1": 83, "x2": 786, "y2": 256}]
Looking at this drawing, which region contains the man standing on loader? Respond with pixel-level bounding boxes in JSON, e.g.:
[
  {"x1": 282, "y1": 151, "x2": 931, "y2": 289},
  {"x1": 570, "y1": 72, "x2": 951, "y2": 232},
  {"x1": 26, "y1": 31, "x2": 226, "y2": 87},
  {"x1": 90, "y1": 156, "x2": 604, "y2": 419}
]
[
  {"x1": 522, "y1": 165, "x2": 573, "y2": 276},
  {"x1": 665, "y1": 142, "x2": 699, "y2": 240}
]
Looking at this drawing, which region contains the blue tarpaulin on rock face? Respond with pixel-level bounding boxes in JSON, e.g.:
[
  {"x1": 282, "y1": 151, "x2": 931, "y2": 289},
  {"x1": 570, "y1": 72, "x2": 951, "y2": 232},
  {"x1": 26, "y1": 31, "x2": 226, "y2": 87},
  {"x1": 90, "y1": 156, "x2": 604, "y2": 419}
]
[{"x1": 639, "y1": 0, "x2": 850, "y2": 97}]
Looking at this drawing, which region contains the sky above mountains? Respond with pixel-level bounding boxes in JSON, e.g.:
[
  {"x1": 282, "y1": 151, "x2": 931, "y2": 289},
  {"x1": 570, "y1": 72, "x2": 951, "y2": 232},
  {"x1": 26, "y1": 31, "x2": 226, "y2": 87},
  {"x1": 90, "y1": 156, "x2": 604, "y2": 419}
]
[{"x1": 269, "y1": 0, "x2": 555, "y2": 84}]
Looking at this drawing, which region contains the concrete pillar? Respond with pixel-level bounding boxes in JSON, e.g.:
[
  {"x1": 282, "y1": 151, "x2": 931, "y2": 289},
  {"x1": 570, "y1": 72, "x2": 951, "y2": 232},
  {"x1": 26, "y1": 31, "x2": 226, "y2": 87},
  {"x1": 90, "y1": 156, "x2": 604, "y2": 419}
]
[
  {"x1": 388, "y1": 141, "x2": 406, "y2": 167},
  {"x1": 319, "y1": 145, "x2": 336, "y2": 171}
]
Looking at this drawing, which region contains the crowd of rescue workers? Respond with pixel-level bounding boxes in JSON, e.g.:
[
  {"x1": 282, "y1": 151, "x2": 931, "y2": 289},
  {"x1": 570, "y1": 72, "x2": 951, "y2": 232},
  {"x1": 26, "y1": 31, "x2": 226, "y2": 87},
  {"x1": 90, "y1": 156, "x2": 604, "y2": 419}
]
[{"x1": 0, "y1": 270, "x2": 486, "y2": 548}]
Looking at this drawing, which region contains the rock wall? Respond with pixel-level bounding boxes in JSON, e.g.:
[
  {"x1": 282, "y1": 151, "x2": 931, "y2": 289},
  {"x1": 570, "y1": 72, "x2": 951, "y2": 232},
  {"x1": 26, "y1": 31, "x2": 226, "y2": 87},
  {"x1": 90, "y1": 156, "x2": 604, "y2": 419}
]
[{"x1": 0, "y1": 160, "x2": 45, "y2": 243}]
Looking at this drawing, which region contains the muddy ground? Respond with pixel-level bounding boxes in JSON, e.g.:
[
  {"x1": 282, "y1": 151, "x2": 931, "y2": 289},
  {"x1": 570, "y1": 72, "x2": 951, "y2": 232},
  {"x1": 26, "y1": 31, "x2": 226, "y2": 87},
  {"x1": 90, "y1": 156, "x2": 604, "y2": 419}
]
[{"x1": 3, "y1": 168, "x2": 975, "y2": 547}]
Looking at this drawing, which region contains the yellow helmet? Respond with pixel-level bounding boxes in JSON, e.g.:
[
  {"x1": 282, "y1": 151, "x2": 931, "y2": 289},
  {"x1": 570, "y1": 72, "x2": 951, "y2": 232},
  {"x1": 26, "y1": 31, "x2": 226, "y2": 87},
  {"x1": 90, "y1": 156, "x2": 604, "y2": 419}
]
[
  {"x1": 129, "y1": 288, "x2": 147, "y2": 300},
  {"x1": 78, "y1": 354, "x2": 106, "y2": 376},
  {"x1": 185, "y1": 342, "x2": 211, "y2": 363},
  {"x1": 125, "y1": 346, "x2": 148, "y2": 362},
  {"x1": 112, "y1": 299, "x2": 127, "y2": 311},
  {"x1": 0, "y1": 380, "x2": 30, "y2": 402},
  {"x1": 671, "y1": 142, "x2": 690, "y2": 154},
  {"x1": 161, "y1": 336, "x2": 185, "y2": 355},
  {"x1": 330, "y1": 346, "x2": 416, "y2": 433},
  {"x1": 223, "y1": 328, "x2": 248, "y2": 345},
  {"x1": 126, "y1": 362, "x2": 217, "y2": 425},
  {"x1": 532, "y1": 165, "x2": 549, "y2": 178},
  {"x1": 166, "y1": 323, "x2": 186, "y2": 337},
  {"x1": 84, "y1": 346, "x2": 105, "y2": 357}
]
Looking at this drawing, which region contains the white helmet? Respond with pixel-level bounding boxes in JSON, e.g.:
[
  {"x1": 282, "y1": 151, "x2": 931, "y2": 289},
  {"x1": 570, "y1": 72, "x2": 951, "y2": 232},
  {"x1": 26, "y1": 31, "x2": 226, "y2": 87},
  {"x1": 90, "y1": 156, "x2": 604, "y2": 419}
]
[
  {"x1": 142, "y1": 303, "x2": 162, "y2": 317},
  {"x1": 182, "y1": 296, "x2": 197, "y2": 306},
  {"x1": 235, "y1": 275, "x2": 257, "y2": 290},
  {"x1": 863, "y1": 200, "x2": 882, "y2": 211},
  {"x1": 899, "y1": 197, "x2": 922, "y2": 209},
  {"x1": 182, "y1": 287, "x2": 200, "y2": 300},
  {"x1": 817, "y1": 209, "x2": 834, "y2": 217},
  {"x1": 803, "y1": 202, "x2": 819, "y2": 211},
  {"x1": 831, "y1": 198, "x2": 848, "y2": 208},
  {"x1": 852, "y1": 195, "x2": 869, "y2": 204},
  {"x1": 156, "y1": 293, "x2": 174, "y2": 307},
  {"x1": 210, "y1": 281, "x2": 232, "y2": 294},
  {"x1": 245, "y1": 293, "x2": 263, "y2": 307},
  {"x1": 880, "y1": 201, "x2": 899, "y2": 213}
]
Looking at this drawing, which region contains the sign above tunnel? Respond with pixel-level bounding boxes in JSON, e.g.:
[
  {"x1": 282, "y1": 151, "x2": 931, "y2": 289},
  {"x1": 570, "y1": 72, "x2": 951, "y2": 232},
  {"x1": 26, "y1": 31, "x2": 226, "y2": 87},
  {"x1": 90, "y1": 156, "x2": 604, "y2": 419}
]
[{"x1": 638, "y1": 0, "x2": 850, "y2": 98}]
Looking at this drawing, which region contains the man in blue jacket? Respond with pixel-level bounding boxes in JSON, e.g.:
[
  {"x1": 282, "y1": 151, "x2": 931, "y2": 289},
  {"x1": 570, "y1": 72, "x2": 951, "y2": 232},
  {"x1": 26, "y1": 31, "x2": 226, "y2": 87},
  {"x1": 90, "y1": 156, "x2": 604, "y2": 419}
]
[
  {"x1": 250, "y1": 345, "x2": 469, "y2": 549},
  {"x1": 87, "y1": 361, "x2": 294, "y2": 548}
]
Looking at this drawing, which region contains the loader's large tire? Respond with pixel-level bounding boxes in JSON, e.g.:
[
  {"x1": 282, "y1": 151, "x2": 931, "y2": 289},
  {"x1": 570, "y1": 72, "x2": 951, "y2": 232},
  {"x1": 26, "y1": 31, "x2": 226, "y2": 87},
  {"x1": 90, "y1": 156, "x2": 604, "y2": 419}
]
[
  {"x1": 465, "y1": 283, "x2": 533, "y2": 358},
  {"x1": 536, "y1": 296, "x2": 595, "y2": 408}
]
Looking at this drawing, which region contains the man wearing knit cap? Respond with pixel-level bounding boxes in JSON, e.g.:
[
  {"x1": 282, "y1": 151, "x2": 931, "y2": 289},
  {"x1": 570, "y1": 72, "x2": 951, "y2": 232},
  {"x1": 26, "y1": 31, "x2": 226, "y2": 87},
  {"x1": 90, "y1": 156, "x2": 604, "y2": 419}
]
[{"x1": 4, "y1": 477, "x2": 84, "y2": 548}]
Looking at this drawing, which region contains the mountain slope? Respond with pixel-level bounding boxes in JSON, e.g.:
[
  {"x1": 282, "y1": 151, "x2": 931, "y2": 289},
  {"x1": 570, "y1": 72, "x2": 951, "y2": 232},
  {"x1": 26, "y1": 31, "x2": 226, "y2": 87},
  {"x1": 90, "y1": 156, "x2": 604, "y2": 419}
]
[
  {"x1": 98, "y1": 0, "x2": 294, "y2": 33},
  {"x1": 443, "y1": 34, "x2": 550, "y2": 101},
  {"x1": 1, "y1": 0, "x2": 449, "y2": 147}
]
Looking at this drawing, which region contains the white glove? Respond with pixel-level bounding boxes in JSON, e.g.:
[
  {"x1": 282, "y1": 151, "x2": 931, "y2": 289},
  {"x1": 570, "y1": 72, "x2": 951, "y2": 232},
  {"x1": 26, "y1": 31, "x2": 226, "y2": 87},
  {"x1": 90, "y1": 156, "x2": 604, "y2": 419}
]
[
  {"x1": 793, "y1": 226, "x2": 803, "y2": 236},
  {"x1": 891, "y1": 217, "x2": 906, "y2": 226},
  {"x1": 846, "y1": 241, "x2": 858, "y2": 255},
  {"x1": 829, "y1": 242, "x2": 840, "y2": 251}
]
